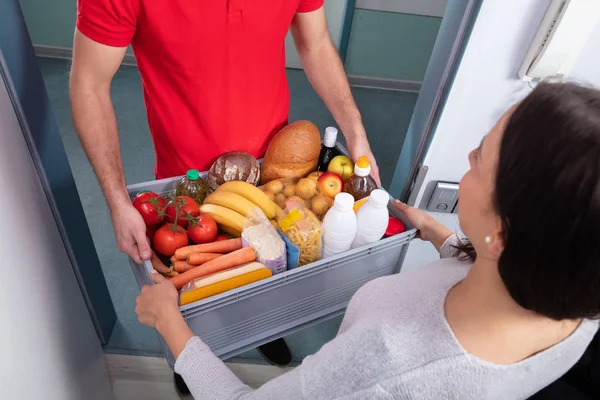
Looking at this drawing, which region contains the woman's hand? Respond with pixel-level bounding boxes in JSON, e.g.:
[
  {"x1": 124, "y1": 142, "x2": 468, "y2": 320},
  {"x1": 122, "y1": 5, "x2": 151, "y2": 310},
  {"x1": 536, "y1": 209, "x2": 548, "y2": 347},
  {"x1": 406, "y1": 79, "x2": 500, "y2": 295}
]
[
  {"x1": 135, "y1": 271, "x2": 180, "y2": 329},
  {"x1": 394, "y1": 200, "x2": 453, "y2": 251}
]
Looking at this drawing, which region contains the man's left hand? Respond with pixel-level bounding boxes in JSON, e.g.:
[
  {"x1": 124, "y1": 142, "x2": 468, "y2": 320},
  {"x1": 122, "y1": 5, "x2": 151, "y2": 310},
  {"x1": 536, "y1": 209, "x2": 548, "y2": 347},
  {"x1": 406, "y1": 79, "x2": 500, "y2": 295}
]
[{"x1": 346, "y1": 135, "x2": 381, "y2": 186}]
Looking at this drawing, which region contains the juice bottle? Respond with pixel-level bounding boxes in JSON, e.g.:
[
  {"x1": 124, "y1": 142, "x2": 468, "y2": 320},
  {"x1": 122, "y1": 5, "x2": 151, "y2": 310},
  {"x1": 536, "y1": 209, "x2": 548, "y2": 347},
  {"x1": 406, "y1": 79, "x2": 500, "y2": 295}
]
[
  {"x1": 343, "y1": 156, "x2": 377, "y2": 201},
  {"x1": 176, "y1": 169, "x2": 211, "y2": 205},
  {"x1": 317, "y1": 127, "x2": 341, "y2": 171}
]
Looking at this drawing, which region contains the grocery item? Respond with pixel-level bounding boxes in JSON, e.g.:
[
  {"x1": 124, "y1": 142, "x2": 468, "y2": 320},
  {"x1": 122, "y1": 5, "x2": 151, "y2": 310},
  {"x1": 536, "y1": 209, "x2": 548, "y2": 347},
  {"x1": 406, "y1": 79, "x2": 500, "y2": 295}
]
[
  {"x1": 170, "y1": 246, "x2": 258, "y2": 290},
  {"x1": 186, "y1": 252, "x2": 222, "y2": 266},
  {"x1": 307, "y1": 171, "x2": 323, "y2": 182},
  {"x1": 198, "y1": 204, "x2": 246, "y2": 236},
  {"x1": 150, "y1": 251, "x2": 173, "y2": 275},
  {"x1": 322, "y1": 193, "x2": 358, "y2": 258},
  {"x1": 206, "y1": 152, "x2": 261, "y2": 191},
  {"x1": 317, "y1": 127, "x2": 342, "y2": 171},
  {"x1": 317, "y1": 172, "x2": 343, "y2": 199},
  {"x1": 343, "y1": 156, "x2": 378, "y2": 201},
  {"x1": 242, "y1": 208, "x2": 287, "y2": 274},
  {"x1": 173, "y1": 260, "x2": 197, "y2": 273},
  {"x1": 353, "y1": 197, "x2": 369, "y2": 213},
  {"x1": 260, "y1": 177, "x2": 333, "y2": 220},
  {"x1": 260, "y1": 121, "x2": 321, "y2": 184},
  {"x1": 385, "y1": 217, "x2": 406, "y2": 237},
  {"x1": 204, "y1": 191, "x2": 257, "y2": 218},
  {"x1": 175, "y1": 169, "x2": 211, "y2": 206},
  {"x1": 277, "y1": 199, "x2": 323, "y2": 266},
  {"x1": 187, "y1": 215, "x2": 218, "y2": 244},
  {"x1": 164, "y1": 196, "x2": 200, "y2": 228},
  {"x1": 133, "y1": 191, "x2": 167, "y2": 226},
  {"x1": 216, "y1": 181, "x2": 280, "y2": 219},
  {"x1": 327, "y1": 155, "x2": 354, "y2": 181},
  {"x1": 179, "y1": 262, "x2": 272, "y2": 305},
  {"x1": 153, "y1": 223, "x2": 189, "y2": 257},
  {"x1": 351, "y1": 189, "x2": 390, "y2": 249},
  {"x1": 174, "y1": 237, "x2": 242, "y2": 260}
]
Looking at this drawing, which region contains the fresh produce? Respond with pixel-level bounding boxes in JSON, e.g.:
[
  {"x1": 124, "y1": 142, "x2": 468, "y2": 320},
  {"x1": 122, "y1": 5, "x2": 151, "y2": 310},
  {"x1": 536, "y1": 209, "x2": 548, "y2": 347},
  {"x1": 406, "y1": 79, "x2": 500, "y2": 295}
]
[
  {"x1": 317, "y1": 172, "x2": 343, "y2": 199},
  {"x1": 153, "y1": 224, "x2": 189, "y2": 257},
  {"x1": 175, "y1": 170, "x2": 211, "y2": 206},
  {"x1": 215, "y1": 234, "x2": 231, "y2": 242},
  {"x1": 219, "y1": 225, "x2": 242, "y2": 238},
  {"x1": 169, "y1": 247, "x2": 258, "y2": 290},
  {"x1": 216, "y1": 181, "x2": 280, "y2": 219},
  {"x1": 327, "y1": 155, "x2": 354, "y2": 181},
  {"x1": 146, "y1": 225, "x2": 158, "y2": 240},
  {"x1": 198, "y1": 204, "x2": 245, "y2": 236},
  {"x1": 179, "y1": 262, "x2": 272, "y2": 305},
  {"x1": 260, "y1": 177, "x2": 333, "y2": 220},
  {"x1": 206, "y1": 152, "x2": 261, "y2": 191},
  {"x1": 165, "y1": 196, "x2": 200, "y2": 228},
  {"x1": 307, "y1": 171, "x2": 323, "y2": 182},
  {"x1": 173, "y1": 260, "x2": 197, "y2": 273},
  {"x1": 385, "y1": 217, "x2": 406, "y2": 237},
  {"x1": 204, "y1": 191, "x2": 257, "y2": 218},
  {"x1": 150, "y1": 251, "x2": 173, "y2": 275},
  {"x1": 187, "y1": 252, "x2": 222, "y2": 266},
  {"x1": 260, "y1": 121, "x2": 321, "y2": 184},
  {"x1": 187, "y1": 215, "x2": 218, "y2": 244},
  {"x1": 174, "y1": 237, "x2": 243, "y2": 260},
  {"x1": 133, "y1": 191, "x2": 167, "y2": 226}
]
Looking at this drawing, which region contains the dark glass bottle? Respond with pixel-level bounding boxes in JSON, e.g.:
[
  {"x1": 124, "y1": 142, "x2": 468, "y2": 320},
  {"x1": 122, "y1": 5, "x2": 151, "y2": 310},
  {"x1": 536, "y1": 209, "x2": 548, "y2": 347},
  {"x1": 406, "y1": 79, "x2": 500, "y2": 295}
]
[{"x1": 317, "y1": 127, "x2": 341, "y2": 171}]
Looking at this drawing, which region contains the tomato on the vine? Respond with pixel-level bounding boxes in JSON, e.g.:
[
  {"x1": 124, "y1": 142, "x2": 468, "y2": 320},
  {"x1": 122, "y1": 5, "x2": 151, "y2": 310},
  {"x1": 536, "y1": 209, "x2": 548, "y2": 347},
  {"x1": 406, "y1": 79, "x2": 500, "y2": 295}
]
[
  {"x1": 214, "y1": 234, "x2": 231, "y2": 242},
  {"x1": 153, "y1": 223, "x2": 189, "y2": 256},
  {"x1": 164, "y1": 196, "x2": 200, "y2": 228},
  {"x1": 132, "y1": 191, "x2": 167, "y2": 226},
  {"x1": 187, "y1": 215, "x2": 218, "y2": 244},
  {"x1": 146, "y1": 224, "x2": 158, "y2": 240}
]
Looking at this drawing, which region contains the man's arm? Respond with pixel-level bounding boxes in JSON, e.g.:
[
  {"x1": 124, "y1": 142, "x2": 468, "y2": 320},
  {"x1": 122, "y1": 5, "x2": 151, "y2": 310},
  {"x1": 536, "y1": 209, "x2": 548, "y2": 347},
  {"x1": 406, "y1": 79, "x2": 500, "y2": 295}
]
[
  {"x1": 291, "y1": 6, "x2": 380, "y2": 184},
  {"x1": 70, "y1": 29, "x2": 150, "y2": 263}
]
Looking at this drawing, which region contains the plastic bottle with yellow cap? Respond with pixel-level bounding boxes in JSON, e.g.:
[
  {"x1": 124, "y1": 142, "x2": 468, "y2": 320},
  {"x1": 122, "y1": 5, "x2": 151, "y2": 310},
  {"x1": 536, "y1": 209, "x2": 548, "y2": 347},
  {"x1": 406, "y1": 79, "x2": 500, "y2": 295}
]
[{"x1": 342, "y1": 156, "x2": 378, "y2": 201}]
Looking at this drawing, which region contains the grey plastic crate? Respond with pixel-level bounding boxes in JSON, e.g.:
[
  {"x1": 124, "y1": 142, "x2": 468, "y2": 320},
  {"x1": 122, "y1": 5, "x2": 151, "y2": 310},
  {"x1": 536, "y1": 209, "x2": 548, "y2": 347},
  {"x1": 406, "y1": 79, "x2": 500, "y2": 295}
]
[{"x1": 127, "y1": 160, "x2": 416, "y2": 368}]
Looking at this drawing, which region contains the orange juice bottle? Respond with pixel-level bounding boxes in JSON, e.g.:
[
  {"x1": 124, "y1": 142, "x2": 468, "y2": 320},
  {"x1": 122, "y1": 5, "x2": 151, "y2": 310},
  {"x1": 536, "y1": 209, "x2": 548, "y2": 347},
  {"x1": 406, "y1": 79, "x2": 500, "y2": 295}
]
[{"x1": 343, "y1": 156, "x2": 377, "y2": 201}]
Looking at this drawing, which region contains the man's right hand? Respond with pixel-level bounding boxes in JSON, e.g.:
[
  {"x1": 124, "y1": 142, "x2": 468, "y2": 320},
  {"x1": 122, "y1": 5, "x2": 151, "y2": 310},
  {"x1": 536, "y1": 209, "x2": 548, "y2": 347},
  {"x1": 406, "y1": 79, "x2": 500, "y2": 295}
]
[{"x1": 111, "y1": 202, "x2": 152, "y2": 264}]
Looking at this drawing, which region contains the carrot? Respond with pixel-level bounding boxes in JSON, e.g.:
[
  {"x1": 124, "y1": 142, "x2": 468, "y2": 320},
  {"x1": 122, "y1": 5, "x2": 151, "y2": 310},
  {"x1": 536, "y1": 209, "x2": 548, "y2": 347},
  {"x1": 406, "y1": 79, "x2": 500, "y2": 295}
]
[
  {"x1": 173, "y1": 260, "x2": 197, "y2": 273},
  {"x1": 186, "y1": 252, "x2": 222, "y2": 266},
  {"x1": 150, "y1": 252, "x2": 173, "y2": 275},
  {"x1": 174, "y1": 238, "x2": 242, "y2": 260},
  {"x1": 165, "y1": 270, "x2": 179, "y2": 277},
  {"x1": 169, "y1": 247, "x2": 257, "y2": 290}
]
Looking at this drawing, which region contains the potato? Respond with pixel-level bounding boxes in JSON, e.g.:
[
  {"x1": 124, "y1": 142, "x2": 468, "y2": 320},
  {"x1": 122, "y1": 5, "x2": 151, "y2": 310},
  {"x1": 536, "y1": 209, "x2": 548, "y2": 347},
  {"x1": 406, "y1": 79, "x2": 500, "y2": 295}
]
[
  {"x1": 283, "y1": 184, "x2": 296, "y2": 198},
  {"x1": 275, "y1": 193, "x2": 287, "y2": 209},
  {"x1": 265, "y1": 191, "x2": 276, "y2": 202},
  {"x1": 296, "y1": 178, "x2": 317, "y2": 200},
  {"x1": 311, "y1": 195, "x2": 331, "y2": 216},
  {"x1": 266, "y1": 180, "x2": 284, "y2": 194}
]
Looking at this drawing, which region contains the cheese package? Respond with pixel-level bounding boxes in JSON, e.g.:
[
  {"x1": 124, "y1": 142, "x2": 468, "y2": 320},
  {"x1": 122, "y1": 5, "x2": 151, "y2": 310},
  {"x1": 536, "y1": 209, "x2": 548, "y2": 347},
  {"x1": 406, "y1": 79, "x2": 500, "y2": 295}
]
[{"x1": 179, "y1": 262, "x2": 272, "y2": 305}]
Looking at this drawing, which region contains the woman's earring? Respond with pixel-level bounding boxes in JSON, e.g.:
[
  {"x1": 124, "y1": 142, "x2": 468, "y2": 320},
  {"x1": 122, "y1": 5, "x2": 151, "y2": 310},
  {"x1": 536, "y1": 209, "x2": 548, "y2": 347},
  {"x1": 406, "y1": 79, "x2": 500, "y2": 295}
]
[{"x1": 485, "y1": 236, "x2": 493, "y2": 245}]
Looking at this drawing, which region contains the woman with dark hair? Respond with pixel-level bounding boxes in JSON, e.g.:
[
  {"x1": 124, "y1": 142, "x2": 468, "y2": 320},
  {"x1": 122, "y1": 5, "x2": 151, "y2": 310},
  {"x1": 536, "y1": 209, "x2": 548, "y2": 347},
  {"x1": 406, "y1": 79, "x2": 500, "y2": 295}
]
[{"x1": 134, "y1": 82, "x2": 600, "y2": 399}]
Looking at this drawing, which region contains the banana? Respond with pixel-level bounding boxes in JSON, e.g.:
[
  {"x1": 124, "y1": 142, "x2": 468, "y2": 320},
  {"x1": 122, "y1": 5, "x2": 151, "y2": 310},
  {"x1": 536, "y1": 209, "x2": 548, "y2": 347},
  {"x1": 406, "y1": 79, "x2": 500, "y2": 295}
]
[
  {"x1": 216, "y1": 181, "x2": 278, "y2": 219},
  {"x1": 198, "y1": 204, "x2": 245, "y2": 234},
  {"x1": 204, "y1": 191, "x2": 258, "y2": 218},
  {"x1": 219, "y1": 225, "x2": 242, "y2": 238}
]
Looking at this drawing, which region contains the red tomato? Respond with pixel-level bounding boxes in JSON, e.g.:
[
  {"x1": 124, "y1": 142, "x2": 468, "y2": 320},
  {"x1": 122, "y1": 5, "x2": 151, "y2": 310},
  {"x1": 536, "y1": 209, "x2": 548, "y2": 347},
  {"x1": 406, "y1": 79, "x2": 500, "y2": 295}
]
[
  {"x1": 165, "y1": 196, "x2": 200, "y2": 228},
  {"x1": 384, "y1": 217, "x2": 406, "y2": 237},
  {"x1": 187, "y1": 215, "x2": 218, "y2": 244},
  {"x1": 146, "y1": 224, "x2": 158, "y2": 240},
  {"x1": 132, "y1": 191, "x2": 167, "y2": 226},
  {"x1": 153, "y1": 224, "x2": 189, "y2": 257},
  {"x1": 214, "y1": 234, "x2": 231, "y2": 242}
]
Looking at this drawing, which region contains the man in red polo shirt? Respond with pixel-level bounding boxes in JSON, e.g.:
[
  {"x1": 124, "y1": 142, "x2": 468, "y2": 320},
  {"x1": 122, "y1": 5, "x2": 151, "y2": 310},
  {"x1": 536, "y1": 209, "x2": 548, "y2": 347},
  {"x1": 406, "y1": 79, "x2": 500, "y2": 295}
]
[{"x1": 70, "y1": 0, "x2": 379, "y2": 372}]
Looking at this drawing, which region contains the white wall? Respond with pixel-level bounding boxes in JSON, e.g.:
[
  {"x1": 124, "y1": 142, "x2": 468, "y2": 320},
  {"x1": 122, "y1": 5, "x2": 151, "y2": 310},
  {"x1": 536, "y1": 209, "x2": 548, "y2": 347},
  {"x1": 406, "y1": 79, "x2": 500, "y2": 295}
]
[
  {"x1": 402, "y1": 0, "x2": 600, "y2": 271},
  {"x1": 0, "y1": 78, "x2": 113, "y2": 399}
]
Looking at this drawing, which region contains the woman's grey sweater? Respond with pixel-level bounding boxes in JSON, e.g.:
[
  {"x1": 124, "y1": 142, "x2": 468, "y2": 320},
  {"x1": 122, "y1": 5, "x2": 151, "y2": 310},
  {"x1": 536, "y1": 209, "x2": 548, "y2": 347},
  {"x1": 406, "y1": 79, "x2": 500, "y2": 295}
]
[{"x1": 174, "y1": 235, "x2": 598, "y2": 399}]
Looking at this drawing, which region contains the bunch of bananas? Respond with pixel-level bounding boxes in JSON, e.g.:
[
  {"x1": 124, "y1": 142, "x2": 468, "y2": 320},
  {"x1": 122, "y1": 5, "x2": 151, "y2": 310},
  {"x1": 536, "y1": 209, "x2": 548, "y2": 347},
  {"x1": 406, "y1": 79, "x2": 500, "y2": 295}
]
[{"x1": 199, "y1": 181, "x2": 281, "y2": 237}]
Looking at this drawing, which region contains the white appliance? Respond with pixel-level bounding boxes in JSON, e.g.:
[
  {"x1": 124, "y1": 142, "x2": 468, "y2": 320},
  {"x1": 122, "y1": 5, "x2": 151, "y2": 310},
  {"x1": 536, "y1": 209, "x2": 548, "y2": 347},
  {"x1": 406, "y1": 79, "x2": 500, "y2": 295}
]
[{"x1": 519, "y1": 0, "x2": 600, "y2": 82}]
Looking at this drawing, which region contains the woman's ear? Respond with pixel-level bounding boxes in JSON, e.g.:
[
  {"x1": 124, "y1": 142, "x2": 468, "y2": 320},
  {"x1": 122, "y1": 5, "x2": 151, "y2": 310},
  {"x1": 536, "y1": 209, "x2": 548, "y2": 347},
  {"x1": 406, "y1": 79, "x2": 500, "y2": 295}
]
[{"x1": 488, "y1": 218, "x2": 505, "y2": 258}]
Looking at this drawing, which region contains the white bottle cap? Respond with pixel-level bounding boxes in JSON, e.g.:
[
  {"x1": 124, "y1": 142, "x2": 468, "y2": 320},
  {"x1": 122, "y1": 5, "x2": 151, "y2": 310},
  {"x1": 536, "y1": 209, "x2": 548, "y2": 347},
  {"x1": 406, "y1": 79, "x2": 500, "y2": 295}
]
[
  {"x1": 323, "y1": 127, "x2": 338, "y2": 148},
  {"x1": 354, "y1": 156, "x2": 371, "y2": 177},
  {"x1": 333, "y1": 192, "x2": 354, "y2": 211},
  {"x1": 368, "y1": 189, "x2": 389, "y2": 208}
]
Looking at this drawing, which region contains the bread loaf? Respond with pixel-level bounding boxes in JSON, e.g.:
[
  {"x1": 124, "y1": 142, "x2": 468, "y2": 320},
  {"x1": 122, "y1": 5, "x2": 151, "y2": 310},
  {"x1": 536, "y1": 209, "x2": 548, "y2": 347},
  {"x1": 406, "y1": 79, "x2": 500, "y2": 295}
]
[
  {"x1": 260, "y1": 121, "x2": 321, "y2": 184},
  {"x1": 207, "y1": 152, "x2": 261, "y2": 190}
]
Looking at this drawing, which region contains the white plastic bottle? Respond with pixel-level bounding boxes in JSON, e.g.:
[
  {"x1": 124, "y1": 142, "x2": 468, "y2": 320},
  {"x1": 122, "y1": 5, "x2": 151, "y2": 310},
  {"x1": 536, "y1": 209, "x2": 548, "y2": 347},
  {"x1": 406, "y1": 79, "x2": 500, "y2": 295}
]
[
  {"x1": 351, "y1": 189, "x2": 390, "y2": 249},
  {"x1": 322, "y1": 192, "x2": 358, "y2": 258}
]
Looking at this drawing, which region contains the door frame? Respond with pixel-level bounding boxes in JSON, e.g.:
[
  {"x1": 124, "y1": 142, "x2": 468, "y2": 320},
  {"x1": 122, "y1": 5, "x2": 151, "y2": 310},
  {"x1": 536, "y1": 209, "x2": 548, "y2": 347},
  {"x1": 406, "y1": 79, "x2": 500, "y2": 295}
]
[{"x1": 0, "y1": 0, "x2": 116, "y2": 343}]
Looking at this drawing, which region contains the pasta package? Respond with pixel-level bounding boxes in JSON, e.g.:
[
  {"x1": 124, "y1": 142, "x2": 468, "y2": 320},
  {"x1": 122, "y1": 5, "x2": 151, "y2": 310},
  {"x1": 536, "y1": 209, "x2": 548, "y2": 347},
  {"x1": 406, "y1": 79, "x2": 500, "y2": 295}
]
[{"x1": 277, "y1": 198, "x2": 323, "y2": 266}]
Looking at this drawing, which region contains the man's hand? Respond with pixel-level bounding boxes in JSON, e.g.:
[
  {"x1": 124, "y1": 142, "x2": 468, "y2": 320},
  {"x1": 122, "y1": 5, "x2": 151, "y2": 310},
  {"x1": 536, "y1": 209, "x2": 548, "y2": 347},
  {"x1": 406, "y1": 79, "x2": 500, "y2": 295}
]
[
  {"x1": 111, "y1": 202, "x2": 152, "y2": 264},
  {"x1": 346, "y1": 134, "x2": 381, "y2": 186}
]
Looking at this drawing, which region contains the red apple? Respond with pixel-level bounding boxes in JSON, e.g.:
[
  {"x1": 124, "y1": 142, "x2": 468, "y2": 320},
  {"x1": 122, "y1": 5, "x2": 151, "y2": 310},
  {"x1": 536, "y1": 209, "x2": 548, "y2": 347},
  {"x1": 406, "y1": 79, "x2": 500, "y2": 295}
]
[{"x1": 317, "y1": 172, "x2": 343, "y2": 199}]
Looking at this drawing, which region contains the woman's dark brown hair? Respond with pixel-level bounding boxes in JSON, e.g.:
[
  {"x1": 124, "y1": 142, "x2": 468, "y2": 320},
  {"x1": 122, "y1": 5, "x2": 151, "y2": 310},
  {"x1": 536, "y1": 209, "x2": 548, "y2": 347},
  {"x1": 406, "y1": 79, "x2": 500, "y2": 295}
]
[{"x1": 460, "y1": 82, "x2": 600, "y2": 321}]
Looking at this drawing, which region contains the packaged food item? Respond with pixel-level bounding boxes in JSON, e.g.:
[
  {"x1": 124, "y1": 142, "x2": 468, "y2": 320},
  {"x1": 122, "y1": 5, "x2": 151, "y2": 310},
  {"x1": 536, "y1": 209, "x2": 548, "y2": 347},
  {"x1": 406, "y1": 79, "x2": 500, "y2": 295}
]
[
  {"x1": 260, "y1": 177, "x2": 333, "y2": 220},
  {"x1": 343, "y1": 156, "x2": 378, "y2": 201},
  {"x1": 176, "y1": 169, "x2": 211, "y2": 205},
  {"x1": 179, "y1": 262, "x2": 272, "y2": 305},
  {"x1": 277, "y1": 199, "x2": 323, "y2": 266},
  {"x1": 242, "y1": 207, "x2": 287, "y2": 275}
]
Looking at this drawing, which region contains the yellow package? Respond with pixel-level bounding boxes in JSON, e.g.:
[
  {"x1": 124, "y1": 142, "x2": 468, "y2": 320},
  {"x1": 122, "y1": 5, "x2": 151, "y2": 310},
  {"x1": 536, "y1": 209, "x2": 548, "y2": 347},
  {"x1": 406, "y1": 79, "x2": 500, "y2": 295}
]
[
  {"x1": 277, "y1": 198, "x2": 323, "y2": 266},
  {"x1": 260, "y1": 176, "x2": 333, "y2": 220}
]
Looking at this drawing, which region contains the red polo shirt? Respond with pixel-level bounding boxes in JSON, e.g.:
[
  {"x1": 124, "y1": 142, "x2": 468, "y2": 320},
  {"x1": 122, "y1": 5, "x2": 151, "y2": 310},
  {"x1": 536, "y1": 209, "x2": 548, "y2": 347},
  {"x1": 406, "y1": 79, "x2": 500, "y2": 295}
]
[{"x1": 76, "y1": 0, "x2": 324, "y2": 179}]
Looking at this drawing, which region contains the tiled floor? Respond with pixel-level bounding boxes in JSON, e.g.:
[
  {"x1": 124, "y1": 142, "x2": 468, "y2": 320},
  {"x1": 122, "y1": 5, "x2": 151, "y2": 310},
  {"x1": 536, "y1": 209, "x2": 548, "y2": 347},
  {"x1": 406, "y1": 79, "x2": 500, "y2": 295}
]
[{"x1": 38, "y1": 57, "x2": 418, "y2": 361}]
